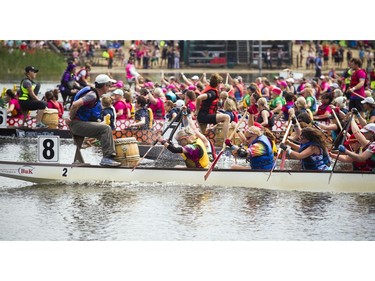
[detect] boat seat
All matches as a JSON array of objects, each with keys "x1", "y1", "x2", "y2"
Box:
[{"x1": 72, "y1": 135, "x2": 85, "y2": 164}]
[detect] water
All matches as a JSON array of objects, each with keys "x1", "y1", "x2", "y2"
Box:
[{"x1": 1, "y1": 137, "x2": 375, "y2": 241}]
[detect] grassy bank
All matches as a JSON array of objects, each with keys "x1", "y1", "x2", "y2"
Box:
[{"x1": 0, "y1": 46, "x2": 66, "y2": 82}]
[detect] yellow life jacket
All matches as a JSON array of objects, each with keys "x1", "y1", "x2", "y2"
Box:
[
  {"x1": 344, "y1": 69, "x2": 352, "y2": 85},
  {"x1": 130, "y1": 103, "x2": 135, "y2": 119},
  {"x1": 147, "y1": 107, "x2": 154, "y2": 129},
  {"x1": 180, "y1": 138, "x2": 210, "y2": 169}
]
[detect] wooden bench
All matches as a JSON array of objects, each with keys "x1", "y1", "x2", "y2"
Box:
[{"x1": 72, "y1": 135, "x2": 85, "y2": 164}]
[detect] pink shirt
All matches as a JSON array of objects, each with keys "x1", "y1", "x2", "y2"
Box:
[
  {"x1": 9, "y1": 98, "x2": 23, "y2": 117},
  {"x1": 113, "y1": 100, "x2": 127, "y2": 120},
  {"x1": 148, "y1": 98, "x2": 165, "y2": 120}
]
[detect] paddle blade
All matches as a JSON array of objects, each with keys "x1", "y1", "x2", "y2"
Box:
[
  {"x1": 280, "y1": 151, "x2": 287, "y2": 170},
  {"x1": 328, "y1": 171, "x2": 333, "y2": 184},
  {"x1": 204, "y1": 150, "x2": 224, "y2": 181}
]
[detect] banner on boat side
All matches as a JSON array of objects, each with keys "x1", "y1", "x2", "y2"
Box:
[
  {"x1": 0, "y1": 108, "x2": 7, "y2": 128},
  {"x1": 38, "y1": 136, "x2": 60, "y2": 163}
]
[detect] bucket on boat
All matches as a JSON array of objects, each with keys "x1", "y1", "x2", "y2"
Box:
[
  {"x1": 114, "y1": 137, "x2": 140, "y2": 166},
  {"x1": 42, "y1": 108, "x2": 59, "y2": 129}
]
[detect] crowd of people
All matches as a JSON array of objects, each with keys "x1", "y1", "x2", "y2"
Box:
[{"x1": 1, "y1": 51, "x2": 375, "y2": 171}]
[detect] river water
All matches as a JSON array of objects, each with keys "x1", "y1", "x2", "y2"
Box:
[{"x1": 1, "y1": 137, "x2": 375, "y2": 241}]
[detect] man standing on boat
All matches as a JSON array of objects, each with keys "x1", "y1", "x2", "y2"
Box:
[
  {"x1": 18, "y1": 66, "x2": 47, "y2": 128},
  {"x1": 65, "y1": 74, "x2": 121, "y2": 167}
]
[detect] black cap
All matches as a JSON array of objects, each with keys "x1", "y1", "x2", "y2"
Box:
[{"x1": 25, "y1": 66, "x2": 39, "y2": 73}]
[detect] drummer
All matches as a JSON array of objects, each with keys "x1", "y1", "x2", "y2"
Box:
[{"x1": 66, "y1": 74, "x2": 121, "y2": 167}]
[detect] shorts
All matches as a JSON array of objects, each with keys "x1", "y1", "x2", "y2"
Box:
[
  {"x1": 197, "y1": 111, "x2": 217, "y2": 124},
  {"x1": 349, "y1": 99, "x2": 364, "y2": 112},
  {"x1": 19, "y1": 99, "x2": 47, "y2": 111}
]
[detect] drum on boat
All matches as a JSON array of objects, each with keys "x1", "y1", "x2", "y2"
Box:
[
  {"x1": 114, "y1": 137, "x2": 140, "y2": 166},
  {"x1": 214, "y1": 123, "x2": 241, "y2": 146},
  {"x1": 41, "y1": 108, "x2": 59, "y2": 129}
]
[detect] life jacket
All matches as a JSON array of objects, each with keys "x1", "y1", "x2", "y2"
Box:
[
  {"x1": 256, "y1": 109, "x2": 274, "y2": 129},
  {"x1": 18, "y1": 78, "x2": 38, "y2": 101},
  {"x1": 343, "y1": 68, "x2": 352, "y2": 85},
  {"x1": 234, "y1": 84, "x2": 244, "y2": 101},
  {"x1": 352, "y1": 154, "x2": 375, "y2": 171},
  {"x1": 180, "y1": 138, "x2": 210, "y2": 169},
  {"x1": 101, "y1": 107, "x2": 116, "y2": 130},
  {"x1": 76, "y1": 68, "x2": 89, "y2": 86},
  {"x1": 73, "y1": 86, "x2": 102, "y2": 121},
  {"x1": 299, "y1": 141, "x2": 331, "y2": 170},
  {"x1": 242, "y1": 94, "x2": 251, "y2": 109},
  {"x1": 147, "y1": 108, "x2": 154, "y2": 129},
  {"x1": 200, "y1": 85, "x2": 219, "y2": 114},
  {"x1": 130, "y1": 103, "x2": 135, "y2": 119},
  {"x1": 48, "y1": 100, "x2": 64, "y2": 117},
  {"x1": 60, "y1": 71, "x2": 76, "y2": 92},
  {"x1": 306, "y1": 96, "x2": 317, "y2": 113},
  {"x1": 247, "y1": 134, "x2": 274, "y2": 170}
]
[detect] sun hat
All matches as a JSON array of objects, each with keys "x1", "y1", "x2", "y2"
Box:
[
  {"x1": 144, "y1": 82, "x2": 154, "y2": 88},
  {"x1": 278, "y1": 81, "x2": 288, "y2": 88},
  {"x1": 167, "y1": 84, "x2": 176, "y2": 89},
  {"x1": 271, "y1": 87, "x2": 282, "y2": 95},
  {"x1": 113, "y1": 80, "x2": 124, "y2": 88},
  {"x1": 361, "y1": 97, "x2": 375, "y2": 105},
  {"x1": 95, "y1": 74, "x2": 116, "y2": 84}
]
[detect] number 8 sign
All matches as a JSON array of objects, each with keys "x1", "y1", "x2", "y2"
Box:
[
  {"x1": 0, "y1": 108, "x2": 7, "y2": 128},
  {"x1": 38, "y1": 136, "x2": 60, "y2": 162}
]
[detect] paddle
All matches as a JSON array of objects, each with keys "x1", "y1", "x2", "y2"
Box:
[
  {"x1": 312, "y1": 121, "x2": 331, "y2": 142},
  {"x1": 154, "y1": 112, "x2": 184, "y2": 161},
  {"x1": 267, "y1": 117, "x2": 293, "y2": 181},
  {"x1": 280, "y1": 116, "x2": 299, "y2": 170},
  {"x1": 328, "y1": 112, "x2": 353, "y2": 184},
  {"x1": 204, "y1": 111, "x2": 249, "y2": 181},
  {"x1": 132, "y1": 111, "x2": 183, "y2": 171},
  {"x1": 331, "y1": 108, "x2": 343, "y2": 131}
]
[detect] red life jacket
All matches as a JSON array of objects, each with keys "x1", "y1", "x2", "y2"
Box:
[{"x1": 201, "y1": 85, "x2": 219, "y2": 114}]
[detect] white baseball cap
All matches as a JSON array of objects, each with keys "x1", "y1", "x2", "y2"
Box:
[
  {"x1": 175, "y1": 99, "x2": 185, "y2": 108},
  {"x1": 113, "y1": 89, "x2": 124, "y2": 96},
  {"x1": 191, "y1": 75, "x2": 199, "y2": 80},
  {"x1": 360, "y1": 123, "x2": 375, "y2": 134},
  {"x1": 95, "y1": 74, "x2": 116, "y2": 84},
  {"x1": 361, "y1": 97, "x2": 375, "y2": 105},
  {"x1": 286, "y1": 78, "x2": 294, "y2": 83}
]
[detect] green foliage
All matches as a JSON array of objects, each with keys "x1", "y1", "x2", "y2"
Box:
[{"x1": 0, "y1": 46, "x2": 66, "y2": 81}]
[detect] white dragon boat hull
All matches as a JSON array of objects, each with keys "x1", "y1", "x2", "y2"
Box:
[{"x1": 0, "y1": 161, "x2": 373, "y2": 193}]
